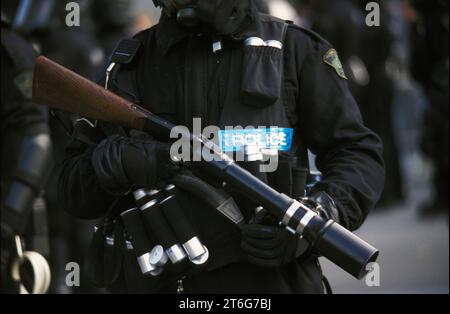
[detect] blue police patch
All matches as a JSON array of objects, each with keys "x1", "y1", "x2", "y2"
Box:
[{"x1": 218, "y1": 128, "x2": 294, "y2": 153}]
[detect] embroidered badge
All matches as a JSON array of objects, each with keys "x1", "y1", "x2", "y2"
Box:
[{"x1": 323, "y1": 49, "x2": 348, "y2": 80}]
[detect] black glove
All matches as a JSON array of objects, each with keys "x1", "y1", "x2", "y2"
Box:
[
  {"x1": 241, "y1": 213, "x2": 298, "y2": 268},
  {"x1": 304, "y1": 191, "x2": 341, "y2": 223},
  {"x1": 240, "y1": 191, "x2": 340, "y2": 268},
  {"x1": 91, "y1": 134, "x2": 179, "y2": 195}
]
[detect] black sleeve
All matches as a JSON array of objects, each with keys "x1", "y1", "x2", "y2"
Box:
[
  {"x1": 58, "y1": 52, "x2": 135, "y2": 220},
  {"x1": 58, "y1": 128, "x2": 117, "y2": 219},
  {"x1": 288, "y1": 28, "x2": 385, "y2": 231}
]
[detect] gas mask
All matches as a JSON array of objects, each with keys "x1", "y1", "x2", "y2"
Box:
[{"x1": 153, "y1": 0, "x2": 251, "y2": 35}]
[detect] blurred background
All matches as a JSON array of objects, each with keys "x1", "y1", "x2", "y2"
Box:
[{"x1": 1, "y1": 0, "x2": 448, "y2": 294}]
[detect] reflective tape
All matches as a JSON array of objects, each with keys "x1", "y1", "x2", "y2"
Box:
[{"x1": 244, "y1": 37, "x2": 283, "y2": 49}]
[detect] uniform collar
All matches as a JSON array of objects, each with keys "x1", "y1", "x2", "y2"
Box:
[{"x1": 156, "y1": 14, "x2": 190, "y2": 56}]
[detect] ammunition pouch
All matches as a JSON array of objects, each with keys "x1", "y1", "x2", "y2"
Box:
[{"x1": 86, "y1": 178, "x2": 217, "y2": 290}]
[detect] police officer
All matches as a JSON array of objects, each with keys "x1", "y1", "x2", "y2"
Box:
[
  {"x1": 59, "y1": 0, "x2": 385, "y2": 293},
  {"x1": 1, "y1": 15, "x2": 52, "y2": 293}
]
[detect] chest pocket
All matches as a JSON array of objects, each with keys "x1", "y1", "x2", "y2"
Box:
[
  {"x1": 219, "y1": 16, "x2": 291, "y2": 129},
  {"x1": 218, "y1": 49, "x2": 290, "y2": 129},
  {"x1": 240, "y1": 16, "x2": 289, "y2": 110},
  {"x1": 241, "y1": 44, "x2": 283, "y2": 109}
]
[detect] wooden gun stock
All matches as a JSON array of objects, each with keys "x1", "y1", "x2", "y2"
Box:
[{"x1": 32, "y1": 56, "x2": 146, "y2": 131}]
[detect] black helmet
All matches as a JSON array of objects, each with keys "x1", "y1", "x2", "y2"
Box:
[{"x1": 153, "y1": 0, "x2": 251, "y2": 35}]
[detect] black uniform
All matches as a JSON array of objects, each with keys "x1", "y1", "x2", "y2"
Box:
[
  {"x1": 59, "y1": 10, "x2": 385, "y2": 293},
  {"x1": 1, "y1": 25, "x2": 51, "y2": 293}
]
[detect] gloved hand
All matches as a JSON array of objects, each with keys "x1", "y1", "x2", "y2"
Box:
[
  {"x1": 303, "y1": 191, "x2": 341, "y2": 223},
  {"x1": 241, "y1": 213, "x2": 298, "y2": 268},
  {"x1": 240, "y1": 190, "x2": 341, "y2": 268},
  {"x1": 91, "y1": 134, "x2": 179, "y2": 195}
]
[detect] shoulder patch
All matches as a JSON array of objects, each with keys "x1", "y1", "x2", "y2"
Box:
[
  {"x1": 14, "y1": 70, "x2": 34, "y2": 100},
  {"x1": 323, "y1": 49, "x2": 348, "y2": 80}
]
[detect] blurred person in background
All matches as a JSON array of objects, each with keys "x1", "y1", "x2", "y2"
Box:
[
  {"x1": 410, "y1": 0, "x2": 449, "y2": 216},
  {"x1": 1, "y1": 10, "x2": 52, "y2": 293},
  {"x1": 353, "y1": 0, "x2": 404, "y2": 208},
  {"x1": 2, "y1": 0, "x2": 104, "y2": 293},
  {"x1": 90, "y1": 0, "x2": 153, "y2": 58},
  {"x1": 2, "y1": 0, "x2": 161, "y2": 294}
]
